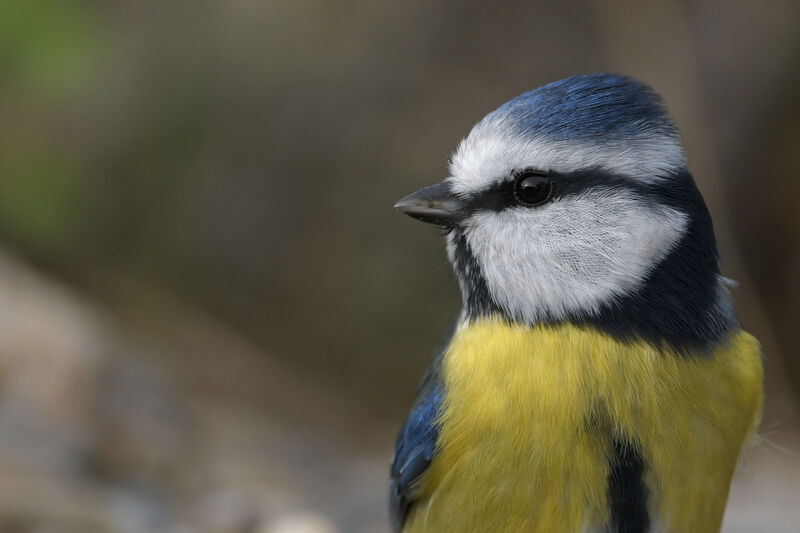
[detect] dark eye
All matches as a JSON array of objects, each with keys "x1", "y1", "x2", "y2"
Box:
[{"x1": 513, "y1": 172, "x2": 553, "y2": 206}]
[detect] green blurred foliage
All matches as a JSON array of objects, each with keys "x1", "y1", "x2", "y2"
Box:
[
  {"x1": 0, "y1": 0, "x2": 101, "y2": 91},
  {"x1": 0, "y1": 0, "x2": 103, "y2": 255}
]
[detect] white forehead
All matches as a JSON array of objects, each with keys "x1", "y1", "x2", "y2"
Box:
[{"x1": 448, "y1": 117, "x2": 685, "y2": 195}]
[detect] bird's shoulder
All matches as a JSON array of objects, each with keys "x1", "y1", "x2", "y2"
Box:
[{"x1": 389, "y1": 315, "x2": 458, "y2": 532}]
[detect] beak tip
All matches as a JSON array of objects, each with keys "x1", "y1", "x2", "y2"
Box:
[
  {"x1": 393, "y1": 182, "x2": 463, "y2": 226},
  {"x1": 393, "y1": 195, "x2": 417, "y2": 213}
]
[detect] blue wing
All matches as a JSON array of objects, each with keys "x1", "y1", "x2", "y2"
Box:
[
  {"x1": 390, "y1": 381, "x2": 443, "y2": 530},
  {"x1": 389, "y1": 317, "x2": 457, "y2": 531}
]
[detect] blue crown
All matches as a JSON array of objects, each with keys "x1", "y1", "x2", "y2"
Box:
[{"x1": 483, "y1": 73, "x2": 677, "y2": 142}]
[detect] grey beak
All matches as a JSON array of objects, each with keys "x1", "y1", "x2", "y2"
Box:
[{"x1": 394, "y1": 181, "x2": 464, "y2": 226}]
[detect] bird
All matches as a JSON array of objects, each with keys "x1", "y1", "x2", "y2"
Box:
[{"x1": 389, "y1": 73, "x2": 763, "y2": 533}]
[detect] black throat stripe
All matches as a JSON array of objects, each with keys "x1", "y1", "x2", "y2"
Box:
[{"x1": 608, "y1": 437, "x2": 650, "y2": 533}]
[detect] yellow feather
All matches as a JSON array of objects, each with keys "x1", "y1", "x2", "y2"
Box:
[{"x1": 403, "y1": 318, "x2": 763, "y2": 533}]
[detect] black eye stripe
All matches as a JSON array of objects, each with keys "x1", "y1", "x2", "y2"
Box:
[
  {"x1": 460, "y1": 167, "x2": 681, "y2": 215},
  {"x1": 460, "y1": 180, "x2": 516, "y2": 212}
]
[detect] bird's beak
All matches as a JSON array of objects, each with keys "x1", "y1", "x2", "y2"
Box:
[{"x1": 394, "y1": 181, "x2": 464, "y2": 227}]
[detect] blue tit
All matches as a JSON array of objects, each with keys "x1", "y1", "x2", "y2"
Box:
[{"x1": 390, "y1": 73, "x2": 762, "y2": 533}]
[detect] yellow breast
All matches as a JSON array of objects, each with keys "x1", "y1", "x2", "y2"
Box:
[{"x1": 403, "y1": 319, "x2": 763, "y2": 533}]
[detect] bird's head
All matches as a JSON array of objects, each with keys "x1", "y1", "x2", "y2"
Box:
[{"x1": 396, "y1": 74, "x2": 736, "y2": 349}]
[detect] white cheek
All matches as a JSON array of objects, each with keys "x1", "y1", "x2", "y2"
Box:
[{"x1": 463, "y1": 191, "x2": 687, "y2": 322}]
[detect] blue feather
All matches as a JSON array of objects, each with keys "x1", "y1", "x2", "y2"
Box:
[
  {"x1": 485, "y1": 73, "x2": 676, "y2": 141},
  {"x1": 390, "y1": 384, "x2": 443, "y2": 531}
]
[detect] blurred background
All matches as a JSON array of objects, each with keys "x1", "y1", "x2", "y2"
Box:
[{"x1": 1, "y1": 1, "x2": 799, "y2": 532}]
